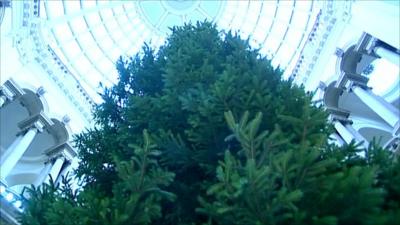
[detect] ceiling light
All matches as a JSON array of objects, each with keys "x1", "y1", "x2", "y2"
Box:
[
  {"x1": 5, "y1": 192, "x2": 14, "y2": 202},
  {"x1": 0, "y1": 185, "x2": 6, "y2": 194},
  {"x1": 13, "y1": 200, "x2": 22, "y2": 208}
]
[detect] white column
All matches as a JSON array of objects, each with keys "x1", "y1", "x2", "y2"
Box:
[
  {"x1": 334, "y1": 121, "x2": 369, "y2": 148},
  {"x1": 345, "y1": 124, "x2": 369, "y2": 149},
  {"x1": 334, "y1": 121, "x2": 354, "y2": 144},
  {"x1": 374, "y1": 46, "x2": 400, "y2": 67},
  {"x1": 0, "y1": 127, "x2": 38, "y2": 180},
  {"x1": 329, "y1": 133, "x2": 345, "y2": 146},
  {"x1": 55, "y1": 161, "x2": 71, "y2": 185},
  {"x1": 352, "y1": 86, "x2": 400, "y2": 127},
  {"x1": 33, "y1": 161, "x2": 53, "y2": 187},
  {"x1": 44, "y1": 156, "x2": 65, "y2": 184},
  {"x1": 0, "y1": 95, "x2": 6, "y2": 107}
]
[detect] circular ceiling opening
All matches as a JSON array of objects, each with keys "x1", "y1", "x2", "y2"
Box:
[
  {"x1": 162, "y1": 0, "x2": 200, "y2": 15},
  {"x1": 137, "y1": 1, "x2": 224, "y2": 34}
]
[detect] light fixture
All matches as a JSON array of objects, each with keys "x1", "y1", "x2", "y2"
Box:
[
  {"x1": 0, "y1": 185, "x2": 6, "y2": 194},
  {"x1": 5, "y1": 192, "x2": 14, "y2": 202},
  {"x1": 13, "y1": 200, "x2": 22, "y2": 208}
]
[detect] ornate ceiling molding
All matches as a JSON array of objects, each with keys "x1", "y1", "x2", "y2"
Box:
[{"x1": 11, "y1": 0, "x2": 94, "y2": 124}]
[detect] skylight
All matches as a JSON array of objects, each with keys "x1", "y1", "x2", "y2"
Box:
[{"x1": 40, "y1": 0, "x2": 322, "y2": 102}]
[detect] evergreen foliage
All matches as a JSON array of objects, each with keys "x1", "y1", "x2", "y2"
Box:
[{"x1": 19, "y1": 22, "x2": 400, "y2": 225}]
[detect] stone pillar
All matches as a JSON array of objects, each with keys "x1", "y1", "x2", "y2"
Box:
[
  {"x1": 0, "y1": 126, "x2": 40, "y2": 180},
  {"x1": 0, "y1": 95, "x2": 6, "y2": 107},
  {"x1": 352, "y1": 85, "x2": 399, "y2": 128},
  {"x1": 34, "y1": 154, "x2": 67, "y2": 186},
  {"x1": 33, "y1": 160, "x2": 53, "y2": 187},
  {"x1": 374, "y1": 46, "x2": 400, "y2": 67},
  {"x1": 0, "y1": 114, "x2": 51, "y2": 183},
  {"x1": 44, "y1": 156, "x2": 65, "y2": 184},
  {"x1": 55, "y1": 161, "x2": 71, "y2": 185},
  {"x1": 42, "y1": 142, "x2": 77, "y2": 185},
  {"x1": 334, "y1": 120, "x2": 369, "y2": 148},
  {"x1": 0, "y1": 80, "x2": 22, "y2": 108},
  {"x1": 0, "y1": 85, "x2": 11, "y2": 108},
  {"x1": 329, "y1": 132, "x2": 345, "y2": 146}
]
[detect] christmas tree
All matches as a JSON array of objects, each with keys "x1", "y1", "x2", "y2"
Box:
[{"x1": 19, "y1": 22, "x2": 400, "y2": 225}]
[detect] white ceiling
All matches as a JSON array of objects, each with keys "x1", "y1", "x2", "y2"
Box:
[{"x1": 39, "y1": 0, "x2": 323, "y2": 102}]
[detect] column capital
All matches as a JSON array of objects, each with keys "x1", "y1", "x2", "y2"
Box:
[
  {"x1": 62, "y1": 115, "x2": 71, "y2": 124},
  {"x1": 318, "y1": 81, "x2": 327, "y2": 90},
  {"x1": 354, "y1": 32, "x2": 379, "y2": 55},
  {"x1": 330, "y1": 115, "x2": 352, "y2": 125},
  {"x1": 335, "y1": 72, "x2": 369, "y2": 90},
  {"x1": 0, "y1": 0, "x2": 11, "y2": 7},
  {"x1": 326, "y1": 106, "x2": 350, "y2": 122},
  {"x1": 1, "y1": 79, "x2": 25, "y2": 101},
  {"x1": 36, "y1": 86, "x2": 46, "y2": 97},
  {"x1": 45, "y1": 153, "x2": 64, "y2": 164},
  {"x1": 44, "y1": 142, "x2": 77, "y2": 161},
  {"x1": 335, "y1": 48, "x2": 344, "y2": 58},
  {"x1": 327, "y1": 106, "x2": 352, "y2": 125},
  {"x1": 17, "y1": 112, "x2": 54, "y2": 133}
]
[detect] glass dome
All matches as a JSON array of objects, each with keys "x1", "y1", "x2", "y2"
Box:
[{"x1": 39, "y1": 0, "x2": 322, "y2": 102}]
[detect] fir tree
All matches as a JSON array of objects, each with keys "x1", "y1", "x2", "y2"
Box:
[{"x1": 19, "y1": 21, "x2": 400, "y2": 225}]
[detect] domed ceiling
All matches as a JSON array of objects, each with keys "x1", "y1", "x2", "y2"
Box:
[{"x1": 39, "y1": 0, "x2": 323, "y2": 101}]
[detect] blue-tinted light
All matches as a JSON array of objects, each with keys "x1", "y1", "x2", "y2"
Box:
[{"x1": 5, "y1": 192, "x2": 14, "y2": 202}]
